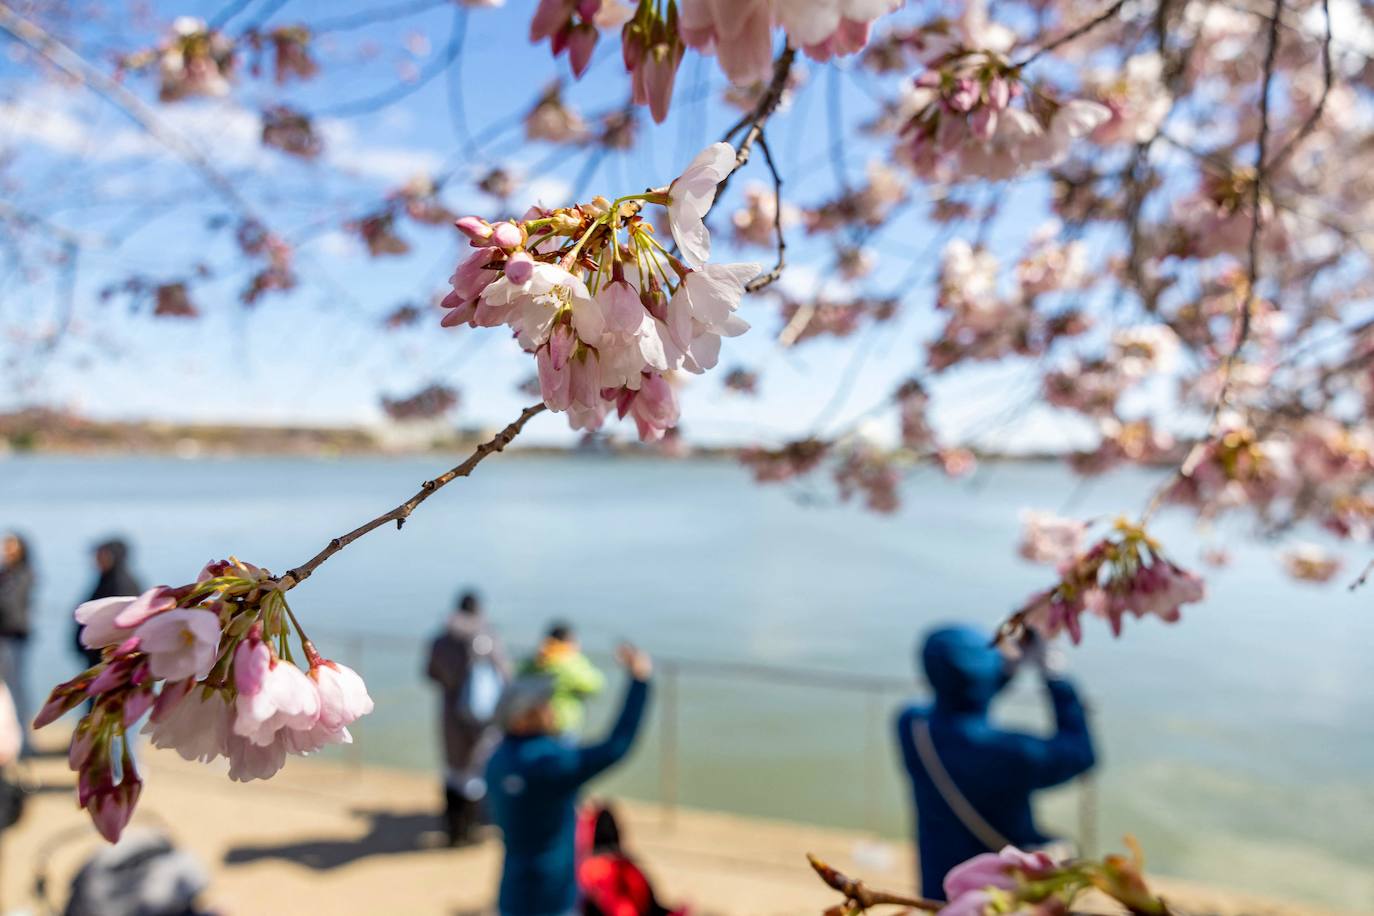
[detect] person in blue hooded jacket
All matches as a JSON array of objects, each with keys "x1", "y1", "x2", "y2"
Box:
[
  {"x1": 895, "y1": 626, "x2": 1095, "y2": 900},
  {"x1": 486, "y1": 643, "x2": 652, "y2": 916}
]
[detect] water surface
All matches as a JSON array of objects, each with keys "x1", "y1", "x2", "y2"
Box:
[{"x1": 4, "y1": 455, "x2": 1371, "y2": 910}]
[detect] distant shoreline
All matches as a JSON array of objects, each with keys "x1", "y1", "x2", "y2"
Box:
[{"x1": 0, "y1": 407, "x2": 1076, "y2": 462}]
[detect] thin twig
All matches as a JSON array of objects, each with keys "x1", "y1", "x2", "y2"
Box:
[
  {"x1": 1264, "y1": 0, "x2": 1332, "y2": 174},
  {"x1": 1014, "y1": 0, "x2": 1130, "y2": 68},
  {"x1": 1348, "y1": 556, "x2": 1374, "y2": 591},
  {"x1": 716, "y1": 45, "x2": 796, "y2": 203},
  {"x1": 745, "y1": 131, "x2": 786, "y2": 293},
  {"x1": 808, "y1": 854, "x2": 942, "y2": 913},
  {"x1": 273, "y1": 403, "x2": 547, "y2": 592}
]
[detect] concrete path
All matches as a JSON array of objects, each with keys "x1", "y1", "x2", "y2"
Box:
[{"x1": 1, "y1": 737, "x2": 1346, "y2": 916}]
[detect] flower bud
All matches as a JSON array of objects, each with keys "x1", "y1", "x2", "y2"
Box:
[
  {"x1": 568, "y1": 24, "x2": 597, "y2": 79},
  {"x1": 455, "y1": 216, "x2": 493, "y2": 244},
  {"x1": 505, "y1": 250, "x2": 535, "y2": 284},
  {"x1": 490, "y1": 221, "x2": 524, "y2": 250}
]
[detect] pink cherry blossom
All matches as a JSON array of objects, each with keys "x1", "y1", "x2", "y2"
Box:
[
  {"x1": 1018, "y1": 511, "x2": 1088, "y2": 566},
  {"x1": 232, "y1": 638, "x2": 321, "y2": 747},
  {"x1": 145, "y1": 685, "x2": 233, "y2": 764},
  {"x1": 134, "y1": 608, "x2": 222, "y2": 681},
  {"x1": 944, "y1": 846, "x2": 1058, "y2": 900},
  {"x1": 667, "y1": 142, "x2": 735, "y2": 268},
  {"x1": 74, "y1": 595, "x2": 140, "y2": 650}
]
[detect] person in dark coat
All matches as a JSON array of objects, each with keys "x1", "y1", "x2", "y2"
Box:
[
  {"x1": 425, "y1": 590, "x2": 510, "y2": 846},
  {"x1": 486, "y1": 644, "x2": 652, "y2": 916},
  {"x1": 0, "y1": 532, "x2": 34, "y2": 757},
  {"x1": 895, "y1": 626, "x2": 1096, "y2": 900},
  {"x1": 78, "y1": 539, "x2": 142, "y2": 671}
]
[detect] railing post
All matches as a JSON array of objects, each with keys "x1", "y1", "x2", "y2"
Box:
[
  {"x1": 659, "y1": 661, "x2": 679, "y2": 830},
  {"x1": 1077, "y1": 773, "x2": 1098, "y2": 858},
  {"x1": 864, "y1": 687, "x2": 881, "y2": 835}
]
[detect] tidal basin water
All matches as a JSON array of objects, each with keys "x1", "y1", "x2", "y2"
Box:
[{"x1": 4, "y1": 455, "x2": 1372, "y2": 910}]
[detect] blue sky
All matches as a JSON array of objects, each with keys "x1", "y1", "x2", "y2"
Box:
[{"x1": 0, "y1": 0, "x2": 1115, "y2": 449}]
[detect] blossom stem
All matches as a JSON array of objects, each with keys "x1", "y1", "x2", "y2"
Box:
[{"x1": 272, "y1": 402, "x2": 547, "y2": 593}]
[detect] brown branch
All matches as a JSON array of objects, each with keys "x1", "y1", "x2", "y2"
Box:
[
  {"x1": 716, "y1": 45, "x2": 796, "y2": 204},
  {"x1": 1237, "y1": 0, "x2": 1284, "y2": 367},
  {"x1": 1014, "y1": 0, "x2": 1130, "y2": 69},
  {"x1": 1135, "y1": 0, "x2": 1284, "y2": 529},
  {"x1": 273, "y1": 402, "x2": 547, "y2": 592},
  {"x1": 1349, "y1": 556, "x2": 1374, "y2": 592},
  {"x1": 745, "y1": 131, "x2": 786, "y2": 293},
  {"x1": 808, "y1": 854, "x2": 942, "y2": 913},
  {"x1": 1264, "y1": 0, "x2": 1332, "y2": 174}
]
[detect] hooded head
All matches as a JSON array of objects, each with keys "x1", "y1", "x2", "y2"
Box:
[{"x1": 921, "y1": 625, "x2": 1011, "y2": 713}]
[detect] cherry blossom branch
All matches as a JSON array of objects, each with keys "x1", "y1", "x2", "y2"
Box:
[
  {"x1": 1348, "y1": 556, "x2": 1374, "y2": 592},
  {"x1": 1264, "y1": 0, "x2": 1332, "y2": 174},
  {"x1": 745, "y1": 131, "x2": 786, "y2": 293},
  {"x1": 1238, "y1": 0, "x2": 1284, "y2": 360},
  {"x1": 716, "y1": 45, "x2": 796, "y2": 205},
  {"x1": 1135, "y1": 0, "x2": 1285, "y2": 527},
  {"x1": 272, "y1": 402, "x2": 547, "y2": 592},
  {"x1": 807, "y1": 854, "x2": 942, "y2": 913},
  {"x1": 1013, "y1": 0, "x2": 1130, "y2": 69}
]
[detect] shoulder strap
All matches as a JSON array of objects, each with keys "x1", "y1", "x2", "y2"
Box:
[{"x1": 913, "y1": 718, "x2": 1010, "y2": 852}]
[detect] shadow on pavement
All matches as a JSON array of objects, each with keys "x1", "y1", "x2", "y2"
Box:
[{"x1": 222, "y1": 808, "x2": 457, "y2": 871}]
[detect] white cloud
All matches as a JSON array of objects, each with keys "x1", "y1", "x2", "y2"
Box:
[{"x1": 0, "y1": 83, "x2": 445, "y2": 188}]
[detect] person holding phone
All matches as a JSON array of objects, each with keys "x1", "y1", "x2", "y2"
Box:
[{"x1": 895, "y1": 626, "x2": 1096, "y2": 899}]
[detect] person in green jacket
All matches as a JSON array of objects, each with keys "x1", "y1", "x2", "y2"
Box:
[{"x1": 520, "y1": 621, "x2": 604, "y2": 735}]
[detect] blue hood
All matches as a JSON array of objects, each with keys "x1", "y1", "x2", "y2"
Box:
[{"x1": 921, "y1": 625, "x2": 1009, "y2": 713}]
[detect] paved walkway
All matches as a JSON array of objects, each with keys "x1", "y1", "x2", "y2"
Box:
[{"x1": 1, "y1": 736, "x2": 1347, "y2": 915}]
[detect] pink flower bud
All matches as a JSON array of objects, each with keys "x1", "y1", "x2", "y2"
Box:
[
  {"x1": 948, "y1": 78, "x2": 978, "y2": 113},
  {"x1": 568, "y1": 25, "x2": 597, "y2": 79},
  {"x1": 505, "y1": 250, "x2": 535, "y2": 284},
  {"x1": 549, "y1": 322, "x2": 575, "y2": 370},
  {"x1": 123, "y1": 686, "x2": 156, "y2": 728},
  {"x1": 987, "y1": 76, "x2": 1010, "y2": 111},
  {"x1": 642, "y1": 44, "x2": 680, "y2": 125},
  {"x1": 536, "y1": 344, "x2": 572, "y2": 411},
  {"x1": 455, "y1": 216, "x2": 493, "y2": 244},
  {"x1": 971, "y1": 106, "x2": 998, "y2": 142},
  {"x1": 530, "y1": 0, "x2": 572, "y2": 42},
  {"x1": 569, "y1": 351, "x2": 602, "y2": 408},
  {"x1": 445, "y1": 299, "x2": 483, "y2": 328},
  {"x1": 622, "y1": 26, "x2": 644, "y2": 71},
  {"x1": 68, "y1": 725, "x2": 98, "y2": 771},
  {"x1": 576, "y1": 0, "x2": 600, "y2": 18},
  {"x1": 490, "y1": 221, "x2": 524, "y2": 250}
]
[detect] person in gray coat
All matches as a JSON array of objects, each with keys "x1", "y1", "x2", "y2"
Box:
[{"x1": 426, "y1": 590, "x2": 510, "y2": 846}]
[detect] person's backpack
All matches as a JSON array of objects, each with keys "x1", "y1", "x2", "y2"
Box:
[
  {"x1": 460, "y1": 633, "x2": 503, "y2": 723},
  {"x1": 64, "y1": 830, "x2": 209, "y2": 916}
]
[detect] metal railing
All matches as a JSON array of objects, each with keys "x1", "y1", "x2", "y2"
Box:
[{"x1": 317, "y1": 627, "x2": 1097, "y2": 853}]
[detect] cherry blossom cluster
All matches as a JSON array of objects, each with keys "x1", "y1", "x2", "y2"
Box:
[
  {"x1": 532, "y1": 0, "x2": 901, "y2": 122},
  {"x1": 935, "y1": 842, "x2": 1168, "y2": 916},
  {"x1": 739, "y1": 379, "x2": 973, "y2": 513},
  {"x1": 437, "y1": 142, "x2": 758, "y2": 441},
  {"x1": 893, "y1": 44, "x2": 1110, "y2": 181},
  {"x1": 33, "y1": 558, "x2": 373, "y2": 842},
  {"x1": 1008, "y1": 519, "x2": 1206, "y2": 645},
  {"x1": 927, "y1": 233, "x2": 1091, "y2": 372},
  {"x1": 118, "y1": 17, "x2": 236, "y2": 102}
]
